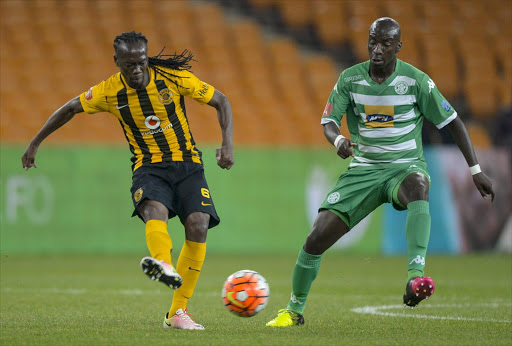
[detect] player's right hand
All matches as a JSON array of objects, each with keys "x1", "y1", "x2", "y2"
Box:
[
  {"x1": 336, "y1": 138, "x2": 357, "y2": 159},
  {"x1": 21, "y1": 143, "x2": 39, "y2": 170}
]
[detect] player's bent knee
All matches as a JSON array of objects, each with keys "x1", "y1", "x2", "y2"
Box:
[
  {"x1": 184, "y1": 212, "x2": 210, "y2": 242},
  {"x1": 139, "y1": 200, "x2": 168, "y2": 222}
]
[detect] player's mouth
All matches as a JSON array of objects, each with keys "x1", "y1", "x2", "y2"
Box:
[{"x1": 371, "y1": 56, "x2": 383, "y2": 64}]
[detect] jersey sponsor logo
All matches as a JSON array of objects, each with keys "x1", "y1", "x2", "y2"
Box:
[
  {"x1": 427, "y1": 78, "x2": 436, "y2": 93},
  {"x1": 364, "y1": 105, "x2": 395, "y2": 128},
  {"x1": 327, "y1": 192, "x2": 340, "y2": 204},
  {"x1": 85, "y1": 87, "x2": 93, "y2": 100},
  {"x1": 441, "y1": 100, "x2": 451, "y2": 111},
  {"x1": 141, "y1": 123, "x2": 172, "y2": 136},
  {"x1": 198, "y1": 82, "x2": 210, "y2": 98},
  {"x1": 409, "y1": 255, "x2": 425, "y2": 266},
  {"x1": 134, "y1": 188, "x2": 143, "y2": 202},
  {"x1": 394, "y1": 80, "x2": 409, "y2": 95},
  {"x1": 366, "y1": 114, "x2": 394, "y2": 123},
  {"x1": 144, "y1": 115, "x2": 161, "y2": 130},
  {"x1": 158, "y1": 88, "x2": 174, "y2": 105},
  {"x1": 322, "y1": 102, "x2": 333, "y2": 117},
  {"x1": 344, "y1": 75, "x2": 363, "y2": 83}
]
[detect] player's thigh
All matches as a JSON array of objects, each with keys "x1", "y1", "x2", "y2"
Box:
[
  {"x1": 130, "y1": 164, "x2": 176, "y2": 221},
  {"x1": 319, "y1": 168, "x2": 385, "y2": 229},
  {"x1": 174, "y1": 167, "x2": 220, "y2": 229},
  {"x1": 387, "y1": 162, "x2": 431, "y2": 210}
]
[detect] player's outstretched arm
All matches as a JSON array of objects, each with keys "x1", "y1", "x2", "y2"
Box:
[
  {"x1": 207, "y1": 89, "x2": 234, "y2": 170},
  {"x1": 22, "y1": 96, "x2": 84, "y2": 170},
  {"x1": 446, "y1": 116, "x2": 495, "y2": 202},
  {"x1": 323, "y1": 122, "x2": 357, "y2": 159}
]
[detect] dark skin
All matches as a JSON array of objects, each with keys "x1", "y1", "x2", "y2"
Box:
[
  {"x1": 22, "y1": 41, "x2": 234, "y2": 243},
  {"x1": 304, "y1": 17, "x2": 495, "y2": 255}
]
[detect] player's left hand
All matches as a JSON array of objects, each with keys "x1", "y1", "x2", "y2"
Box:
[
  {"x1": 216, "y1": 145, "x2": 234, "y2": 170},
  {"x1": 472, "y1": 172, "x2": 495, "y2": 202}
]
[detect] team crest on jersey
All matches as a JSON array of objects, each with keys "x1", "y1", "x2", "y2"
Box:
[
  {"x1": 327, "y1": 192, "x2": 340, "y2": 204},
  {"x1": 394, "y1": 81, "x2": 409, "y2": 95},
  {"x1": 134, "y1": 188, "x2": 143, "y2": 202},
  {"x1": 85, "y1": 87, "x2": 93, "y2": 100},
  {"x1": 158, "y1": 88, "x2": 174, "y2": 105}
]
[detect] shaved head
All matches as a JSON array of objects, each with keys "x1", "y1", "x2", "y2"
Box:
[{"x1": 369, "y1": 17, "x2": 401, "y2": 41}]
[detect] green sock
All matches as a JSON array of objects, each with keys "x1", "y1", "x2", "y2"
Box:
[
  {"x1": 286, "y1": 247, "x2": 322, "y2": 315},
  {"x1": 405, "y1": 200, "x2": 431, "y2": 280}
]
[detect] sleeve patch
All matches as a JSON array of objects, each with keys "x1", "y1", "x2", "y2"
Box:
[{"x1": 322, "y1": 102, "x2": 333, "y2": 117}]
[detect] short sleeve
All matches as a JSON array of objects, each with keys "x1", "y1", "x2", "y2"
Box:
[
  {"x1": 79, "y1": 82, "x2": 108, "y2": 114},
  {"x1": 417, "y1": 74, "x2": 457, "y2": 129},
  {"x1": 175, "y1": 70, "x2": 215, "y2": 104},
  {"x1": 320, "y1": 73, "x2": 350, "y2": 127}
]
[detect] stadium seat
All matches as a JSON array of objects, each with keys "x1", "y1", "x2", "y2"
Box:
[
  {"x1": 465, "y1": 123, "x2": 492, "y2": 149},
  {"x1": 277, "y1": 0, "x2": 312, "y2": 28},
  {"x1": 421, "y1": 34, "x2": 459, "y2": 99},
  {"x1": 311, "y1": 0, "x2": 347, "y2": 47},
  {"x1": 2, "y1": 0, "x2": 509, "y2": 145}
]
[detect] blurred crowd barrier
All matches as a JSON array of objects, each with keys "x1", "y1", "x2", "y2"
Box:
[
  {"x1": 1, "y1": 0, "x2": 510, "y2": 147},
  {"x1": 1, "y1": 145, "x2": 510, "y2": 254}
]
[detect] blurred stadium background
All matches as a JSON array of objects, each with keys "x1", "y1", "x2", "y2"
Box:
[{"x1": 0, "y1": 0, "x2": 511, "y2": 256}]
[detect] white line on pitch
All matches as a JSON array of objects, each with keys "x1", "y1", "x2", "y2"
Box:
[{"x1": 351, "y1": 303, "x2": 512, "y2": 323}]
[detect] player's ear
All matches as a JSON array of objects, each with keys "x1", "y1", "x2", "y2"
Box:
[
  {"x1": 396, "y1": 41, "x2": 402, "y2": 53},
  {"x1": 114, "y1": 54, "x2": 119, "y2": 67}
]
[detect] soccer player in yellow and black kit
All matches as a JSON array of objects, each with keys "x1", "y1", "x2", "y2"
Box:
[{"x1": 22, "y1": 31, "x2": 234, "y2": 330}]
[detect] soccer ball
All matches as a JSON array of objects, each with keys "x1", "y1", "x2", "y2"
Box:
[{"x1": 222, "y1": 270, "x2": 270, "y2": 317}]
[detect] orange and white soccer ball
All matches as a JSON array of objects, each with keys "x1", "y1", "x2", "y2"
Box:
[{"x1": 222, "y1": 270, "x2": 270, "y2": 317}]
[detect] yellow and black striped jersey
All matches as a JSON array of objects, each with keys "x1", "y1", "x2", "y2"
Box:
[{"x1": 79, "y1": 67, "x2": 214, "y2": 171}]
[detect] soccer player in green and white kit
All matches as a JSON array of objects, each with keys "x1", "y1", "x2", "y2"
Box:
[{"x1": 266, "y1": 17, "x2": 495, "y2": 327}]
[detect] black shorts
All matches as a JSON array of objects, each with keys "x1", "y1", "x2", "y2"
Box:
[{"x1": 130, "y1": 161, "x2": 220, "y2": 229}]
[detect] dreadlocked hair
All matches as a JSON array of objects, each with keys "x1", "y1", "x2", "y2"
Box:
[
  {"x1": 148, "y1": 47, "x2": 195, "y2": 89},
  {"x1": 113, "y1": 31, "x2": 195, "y2": 89}
]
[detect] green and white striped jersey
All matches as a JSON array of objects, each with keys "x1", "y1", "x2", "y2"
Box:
[{"x1": 321, "y1": 59, "x2": 457, "y2": 168}]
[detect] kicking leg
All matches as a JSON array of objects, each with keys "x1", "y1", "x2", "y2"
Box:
[{"x1": 267, "y1": 210, "x2": 349, "y2": 327}]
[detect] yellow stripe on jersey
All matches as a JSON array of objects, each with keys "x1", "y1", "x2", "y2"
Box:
[
  {"x1": 79, "y1": 67, "x2": 215, "y2": 171},
  {"x1": 363, "y1": 105, "x2": 395, "y2": 128}
]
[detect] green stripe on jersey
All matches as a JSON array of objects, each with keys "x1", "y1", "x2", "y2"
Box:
[{"x1": 322, "y1": 60, "x2": 456, "y2": 167}]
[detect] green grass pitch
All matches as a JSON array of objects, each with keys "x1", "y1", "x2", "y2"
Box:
[{"x1": 1, "y1": 253, "x2": 510, "y2": 345}]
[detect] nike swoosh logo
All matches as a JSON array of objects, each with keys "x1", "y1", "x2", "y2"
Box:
[
  {"x1": 227, "y1": 291, "x2": 247, "y2": 308},
  {"x1": 116, "y1": 104, "x2": 129, "y2": 109},
  {"x1": 201, "y1": 201, "x2": 212, "y2": 206},
  {"x1": 188, "y1": 267, "x2": 201, "y2": 272}
]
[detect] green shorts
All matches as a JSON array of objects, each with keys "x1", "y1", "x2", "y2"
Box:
[{"x1": 319, "y1": 161, "x2": 430, "y2": 229}]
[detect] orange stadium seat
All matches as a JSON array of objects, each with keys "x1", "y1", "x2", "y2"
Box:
[
  {"x1": 2, "y1": 0, "x2": 509, "y2": 146},
  {"x1": 311, "y1": 0, "x2": 347, "y2": 47},
  {"x1": 277, "y1": 0, "x2": 312, "y2": 28},
  {"x1": 421, "y1": 34, "x2": 459, "y2": 99},
  {"x1": 465, "y1": 122, "x2": 492, "y2": 149}
]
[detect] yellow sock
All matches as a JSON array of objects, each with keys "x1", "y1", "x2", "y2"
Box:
[
  {"x1": 169, "y1": 240, "x2": 206, "y2": 315},
  {"x1": 145, "y1": 220, "x2": 172, "y2": 264}
]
